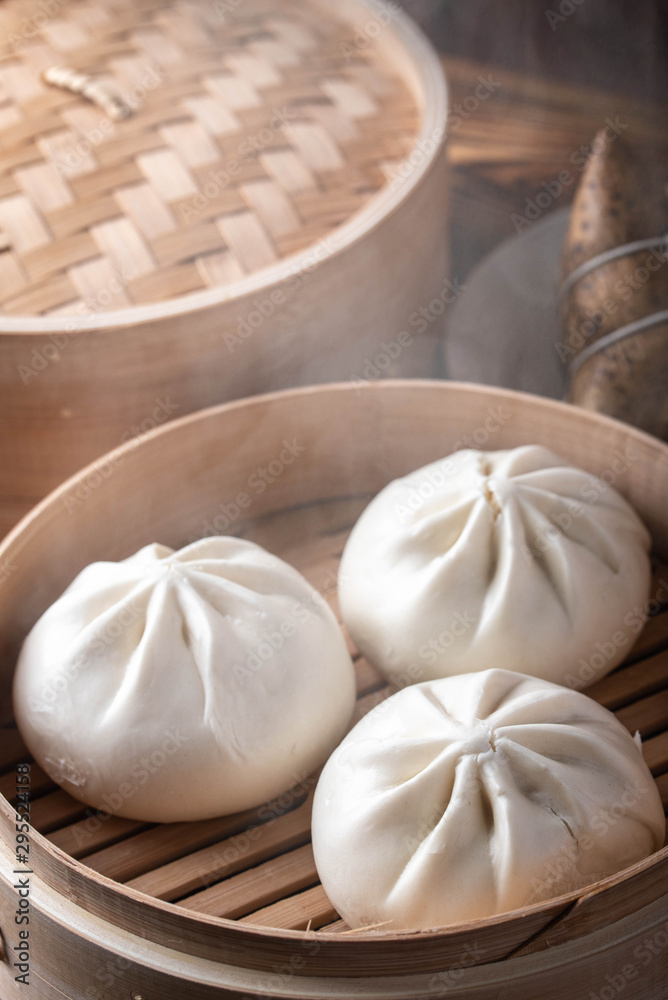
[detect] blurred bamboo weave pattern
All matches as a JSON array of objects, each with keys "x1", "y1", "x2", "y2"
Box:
[{"x1": 0, "y1": 0, "x2": 419, "y2": 316}]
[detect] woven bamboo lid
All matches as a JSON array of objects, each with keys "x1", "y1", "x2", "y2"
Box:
[{"x1": 0, "y1": 0, "x2": 420, "y2": 317}]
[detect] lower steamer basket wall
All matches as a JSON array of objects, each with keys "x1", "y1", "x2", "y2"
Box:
[{"x1": 0, "y1": 381, "x2": 667, "y2": 1000}]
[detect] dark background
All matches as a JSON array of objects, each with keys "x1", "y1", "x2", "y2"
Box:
[
  {"x1": 392, "y1": 0, "x2": 667, "y2": 284},
  {"x1": 402, "y1": 0, "x2": 668, "y2": 102}
]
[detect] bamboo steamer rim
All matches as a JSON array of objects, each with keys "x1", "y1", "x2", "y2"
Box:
[
  {"x1": 0, "y1": 380, "x2": 666, "y2": 978},
  {"x1": 5, "y1": 377, "x2": 668, "y2": 553},
  {"x1": 0, "y1": 0, "x2": 448, "y2": 336}
]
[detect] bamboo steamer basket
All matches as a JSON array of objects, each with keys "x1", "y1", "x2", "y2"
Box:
[
  {"x1": 0, "y1": 380, "x2": 667, "y2": 999},
  {"x1": 0, "y1": 0, "x2": 448, "y2": 538}
]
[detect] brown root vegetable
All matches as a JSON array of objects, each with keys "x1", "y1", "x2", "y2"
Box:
[{"x1": 560, "y1": 129, "x2": 668, "y2": 440}]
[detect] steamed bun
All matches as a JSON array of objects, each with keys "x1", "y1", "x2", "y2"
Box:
[
  {"x1": 13, "y1": 538, "x2": 356, "y2": 823},
  {"x1": 312, "y1": 669, "x2": 665, "y2": 929},
  {"x1": 339, "y1": 445, "x2": 651, "y2": 688}
]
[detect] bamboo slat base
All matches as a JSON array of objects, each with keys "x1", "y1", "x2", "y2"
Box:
[{"x1": 1, "y1": 497, "x2": 667, "y2": 936}]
